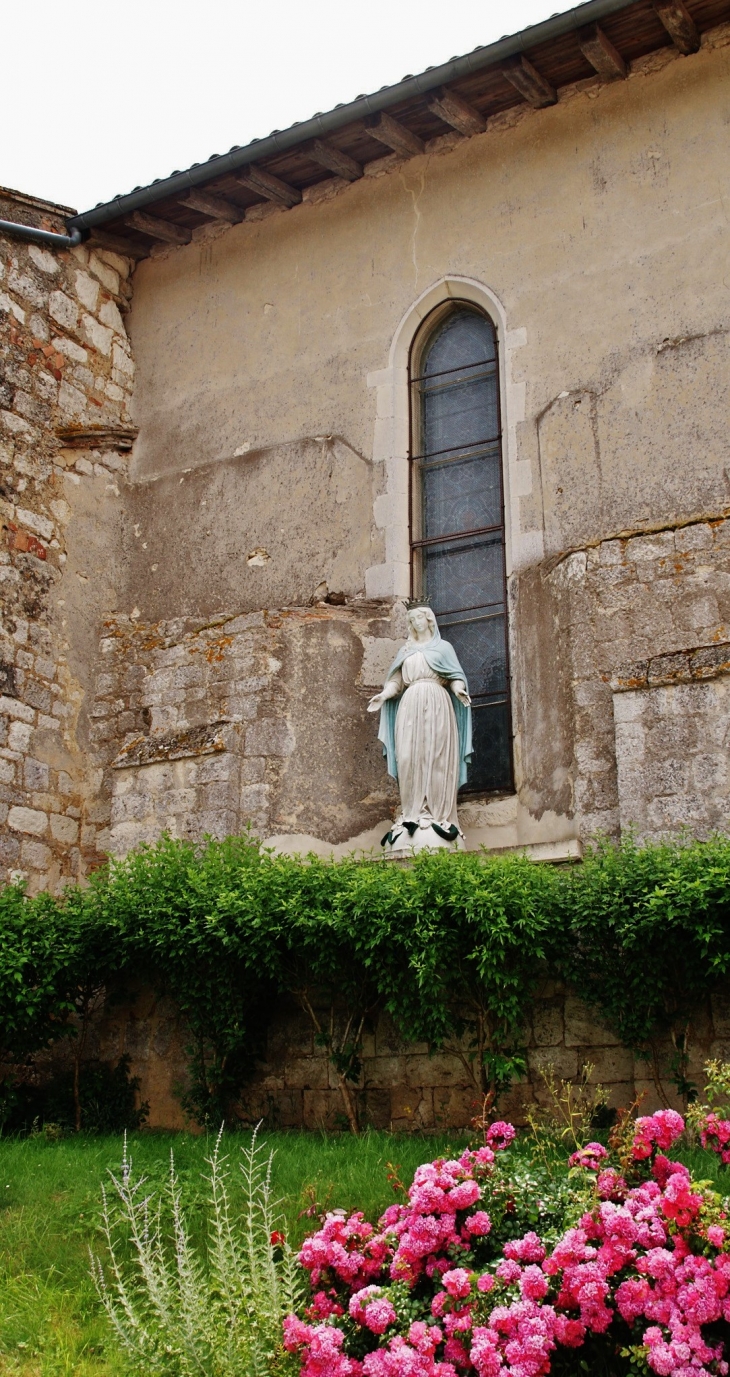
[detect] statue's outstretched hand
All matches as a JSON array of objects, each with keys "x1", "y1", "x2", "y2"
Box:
[
  {"x1": 367, "y1": 693, "x2": 384, "y2": 713},
  {"x1": 451, "y1": 679, "x2": 471, "y2": 706}
]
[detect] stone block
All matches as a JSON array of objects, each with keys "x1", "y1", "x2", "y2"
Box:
[
  {"x1": 245, "y1": 720, "x2": 294, "y2": 757},
  {"x1": 81, "y1": 313, "x2": 112, "y2": 356},
  {"x1": 241, "y1": 756, "x2": 265, "y2": 783},
  {"x1": 564, "y1": 995, "x2": 620, "y2": 1047},
  {"x1": 281, "y1": 1056, "x2": 330, "y2": 1089},
  {"x1": 74, "y1": 271, "x2": 100, "y2": 312},
  {"x1": 20, "y1": 838, "x2": 52, "y2": 869},
  {"x1": 362, "y1": 1088, "x2": 391, "y2": 1130},
  {"x1": 8, "y1": 805, "x2": 48, "y2": 835},
  {"x1": 676, "y1": 522, "x2": 714, "y2": 552},
  {"x1": 48, "y1": 291, "x2": 78, "y2": 330},
  {"x1": 302, "y1": 1089, "x2": 340, "y2": 1130},
  {"x1": 531, "y1": 1001, "x2": 564, "y2": 1047},
  {"x1": 0, "y1": 695, "x2": 35, "y2": 723},
  {"x1": 0, "y1": 757, "x2": 16, "y2": 784},
  {"x1": 50, "y1": 813, "x2": 79, "y2": 844},
  {"x1": 432, "y1": 1085, "x2": 475, "y2": 1130},
  {"x1": 390, "y1": 1085, "x2": 433, "y2": 1129},
  {"x1": 527, "y1": 1046, "x2": 579, "y2": 1080},
  {"x1": 240, "y1": 784, "x2": 269, "y2": 813},
  {"x1": 99, "y1": 299, "x2": 125, "y2": 335},
  {"x1": 585, "y1": 1046, "x2": 635, "y2": 1082},
  {"x1": 404, "y1": 1053, "x2": 463, "y2": 1088}
]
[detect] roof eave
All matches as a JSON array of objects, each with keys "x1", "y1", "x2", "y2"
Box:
[{"x1": 68, "y1": 0, "x2": 638, "y2": 232}]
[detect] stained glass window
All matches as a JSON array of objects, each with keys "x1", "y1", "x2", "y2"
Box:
[{"x1": 411, "y1": 307, "x2": 512, "y2": 794}]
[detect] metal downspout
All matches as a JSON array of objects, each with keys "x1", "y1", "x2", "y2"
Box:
[{"x1": 0, "y1": 220, "x2": 84, "y2": 249}]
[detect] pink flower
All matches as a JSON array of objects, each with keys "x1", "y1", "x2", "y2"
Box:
[
  {"x1": 442, "y1": 1268, "x2": 473, "y2": 1299},
  {"x1": 632, "y1": 1110, "x2": 685, "y2": 1160},
  {"x1": 569, "y1": 1142, "x2": 608, "y2": 1171},
  {"x1": 463, "y1": 1211, "x2": 491, "y2": 1237},
  {"x1": 348, "y1": 1286, "x2": 397, "y2": 1333},
  {"x1": 503, "y1": 1232, "x2": 545, "y2": 1264},
  {"x1": 477, "y1": 1273, "x2": 495, "y2": 1294},
  {"x1": 709, "y1": 1224, "x2": 726, "y2": 1248},
  {"x1": 448, "y1": 1180, "x2": 481, "y2": 1211},
  {"x1": 520, "y1": 1265, "x2": 549, "y2": 1301},
  {"x1": 495, "y1": 1258, "x2": 522, "y2": 1284},
  {"x1": 486, "y1": 1122, "x2": 515, "y2": 1152}
]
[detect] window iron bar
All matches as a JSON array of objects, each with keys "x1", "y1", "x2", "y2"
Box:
[
  {"x1": 412, "y1": 520, "x2": 503, "y2": 549},
  {"x1": 411, "y1": 357, "x2": 497, "y2": 384},
  {"x1": 409, "y1": 432, "x2": 502, "y2": 463},
  {"x1": 434, "y1": 604, "x2": 505, "y2": 623}
]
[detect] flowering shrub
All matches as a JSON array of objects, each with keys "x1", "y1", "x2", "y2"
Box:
[{"x1": 284, "y1": 1110, "x2": 730, "y2": 1377}]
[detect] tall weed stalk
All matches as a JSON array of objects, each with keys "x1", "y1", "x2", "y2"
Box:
[{"x1": 91, "y1": 1126, "x2": 303, "y2": 1375}]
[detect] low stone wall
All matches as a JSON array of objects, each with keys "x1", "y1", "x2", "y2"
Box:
[{"x1": 55, "y1": 977, "x2": 730, "y2": 1133}]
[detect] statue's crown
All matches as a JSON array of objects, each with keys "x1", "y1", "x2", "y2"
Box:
[{"x1": 404, "y1": 596, "x2": 431, "y2": 610}]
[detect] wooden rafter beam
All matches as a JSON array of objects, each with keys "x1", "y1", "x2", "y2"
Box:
[
  {"x1": 579, "y1": 23, "x2": 628, "y2": 79},
  {"x1": 652, "y1": 0, "x2": 700, "y2": 53},
  {"x1": 178, "y1": 189, "x2": 243, "y2": 223},
  {"x1": 364, "y1": 111, "x2": 425, "y2": 158},
  {"x1": 501, "y1": 55, "x2": 557, "y2": 108},
  {"x1": 235, "y1": 164, "x2": 301, "y2": 207},
  {"x1": 427, "y1": 86, "x2": 486, "y2": 136},
  {"x1": 124, "y1": 210, "x2": 192, "y2": 245},
  {"x1": 307, "y1": 139, "x2": 363, "y2": 181},
  {"x1": 87, "y1": 228, "x2": 149, "y2": 260}
]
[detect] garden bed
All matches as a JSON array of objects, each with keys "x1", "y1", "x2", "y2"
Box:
[{"x1": 0, "y1": 1128, "x2": 727, "y2": 1376}]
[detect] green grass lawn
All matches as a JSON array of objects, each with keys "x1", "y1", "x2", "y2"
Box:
[{"x1": 0, "y1": 1128, "x2": 469, "y2": 1376}]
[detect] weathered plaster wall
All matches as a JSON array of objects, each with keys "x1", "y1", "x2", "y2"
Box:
[
  {"x1": 111, "y1": 26, "x2": 730, "y2": 854},
  {"x1": 0, "y1": 188, "x2": 135, "y2": 890}
]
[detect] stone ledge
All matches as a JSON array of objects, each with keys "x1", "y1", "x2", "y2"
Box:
[
  {"x1": 111, "y1": 720, "x2": 231, "y2": 769},
  {"x1": 612, "y1": 641, "x2": 730, "y2": 692}
]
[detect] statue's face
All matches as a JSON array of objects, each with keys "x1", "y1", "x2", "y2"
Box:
[{"x1": 408, "y1": 608, "x2": 431, "y2": 637}]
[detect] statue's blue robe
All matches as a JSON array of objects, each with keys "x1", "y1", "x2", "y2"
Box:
[{"x1": 377, "y1": 635, "x2": 473, "y2": 788}]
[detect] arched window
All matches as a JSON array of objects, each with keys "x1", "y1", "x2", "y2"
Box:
[{"x1": 410, "y1": 305, "x2": 512, "y2": 794}]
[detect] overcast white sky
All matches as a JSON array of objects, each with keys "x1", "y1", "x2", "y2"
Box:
[{"x1": 3, "y1": 0, "x2": 569, "y2": 215}]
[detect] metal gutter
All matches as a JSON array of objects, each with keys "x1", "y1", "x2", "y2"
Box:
[
  {"x1": 69, "y1": 0, "x2": 637, "y2": 232},
  {"x1": 0, "y1": 219, "x2": 84, "y2": 248}
]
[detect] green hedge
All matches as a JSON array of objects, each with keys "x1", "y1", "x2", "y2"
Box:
[{"x1": 2, "y1": 833, "x2": 730, "y2": 1127}]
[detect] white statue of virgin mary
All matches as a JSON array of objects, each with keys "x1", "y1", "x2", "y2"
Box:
[{"x1": 368, "y1": 604, "x2": 472, "y2": 854}]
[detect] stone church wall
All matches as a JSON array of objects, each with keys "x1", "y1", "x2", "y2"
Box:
[{"x1": 1, "y1": 30, "x2": 730, "y2": 878}]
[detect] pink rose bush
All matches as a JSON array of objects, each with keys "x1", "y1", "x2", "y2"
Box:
[{"x1": 284, "y1": 1112, "x2": 730, "y2": 1376}]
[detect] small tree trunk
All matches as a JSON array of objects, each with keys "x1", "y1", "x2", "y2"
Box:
[
  {"x1": 73, "y1": 1050, "x2": 82, "y2": 1133},
  {"x1": 336, "y1": 1073, "x2": 360, "y2": 1136}
]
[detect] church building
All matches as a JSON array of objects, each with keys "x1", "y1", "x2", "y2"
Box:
[{"x1": 1, "y1": 0, "x2": 729, "y2": 892}]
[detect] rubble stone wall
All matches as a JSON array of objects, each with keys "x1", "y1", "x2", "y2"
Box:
[
  {"x1": 541, "y1": 514, "x2": 730, "y2": 844},
  {"x1": 0, "y1": 187, "x2": 135, "y2": 890}
]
